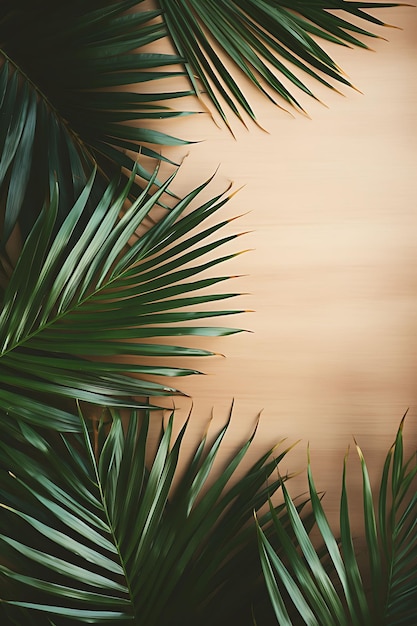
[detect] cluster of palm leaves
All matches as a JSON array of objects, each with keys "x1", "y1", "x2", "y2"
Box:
[
  {"x1": 1, "y1": 1, "x2": 415, "y2": 624},
  {"x1": 0, "y1": 0, "x2": 401, "y2": 242},
  {"x1": 0, "y1": 404, "x2": 298, "y2": 624},
  {"x1": 0, "y1": 164, "x2": 247, "y2": 428},
  {"x1": 258, "y1": 416, "x2": 417, "y2": 625}
]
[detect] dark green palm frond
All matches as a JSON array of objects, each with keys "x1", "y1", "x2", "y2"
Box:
[
  {"x1": 0, "y1": 0, "x2": 191, "y2": 244},
  {"x1": 0, "y1": 405, "x2": 295, "y2": 625},
  {"x1": 159, "y1": 0, "x2": 402, "y2": 131},
  {"x1": 0, "y1": 166, "x2": 246, "y2": 424},
  {"x1": 257, "y1": 416, "x2": 417, "y2": 625}
]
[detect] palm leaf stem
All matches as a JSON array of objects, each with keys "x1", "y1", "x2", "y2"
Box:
[{"x1": 80, "y1": 416, "x2": 136, "y2": 619}]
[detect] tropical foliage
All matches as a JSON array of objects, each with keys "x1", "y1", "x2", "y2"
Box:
[
  {"x1": 0, "y1": 0, "x2": 190, "y2": 244},
  {"x1": 0, "y1": 165, "x2": 245, "y2": 429},
  {"x1": 159, "y1": 0, "x2": 401, "y2": 130},
  {"x1": 0, "y1": 1, "x2": 401, "y2": 243},
  {"x1": 0, "y1": 2, "x2": 413, "y2": 626},
  {"x1": 257, "y1": 417, "x2": 417, "y2": 625},
  {"x1": 0, "y1": 404, "x2": 298, "y2": 625}
]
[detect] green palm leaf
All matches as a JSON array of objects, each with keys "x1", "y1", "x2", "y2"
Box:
[
  {"x1": 0, "y1": 0, "x2": 191, "y2": 244},
  {"x1": 159, "y1": 0, "x2": 401, "y2": 131},
  {"x1": 257, "y1": 416, "x2": 417, "y2": 625},
  {"x1": 0, "y1": 166, "x2": 246, "y2": 426},
  {"x1": 0, "y1": 405, "x2": 294, "y2": 624}
]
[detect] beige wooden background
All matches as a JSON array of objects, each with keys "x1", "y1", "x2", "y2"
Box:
[{"x1": 138, "y1": 4, "x2": 417, "y2": 530}]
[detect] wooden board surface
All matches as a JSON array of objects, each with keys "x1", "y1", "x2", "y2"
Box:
[{"x1": 137, "y1": 4, "x2": 417, "y2": 526}]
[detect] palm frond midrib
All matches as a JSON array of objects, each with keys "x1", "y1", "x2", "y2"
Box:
[
  {"x1": 0, "y1": 239, "x2": 213, "y2": 358},
  {"x1": 85, "y1": 427, "x2": 137, "y2": 618},
  {"x1": 0, "y1": 265, "x2": 118, "y2": 358},
  {"x1": 0, "y1": 49, "x2": 96, "y2": 165}
]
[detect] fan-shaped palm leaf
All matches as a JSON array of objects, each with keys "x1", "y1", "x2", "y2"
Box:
[
  {"x1": 0, "y1": 405, "x2": 297, "y2": 625},
  {"x1": 257, "y1": 416, "x2": 417, "y2": 625},
  {"x1": 0, "y1": 165, "x2": 246, "y2": 428},
  {"x1": 0, "y1": 0, "x2": 191, "y2": 244},
  {"x1": 159, "y1": 0, "x2": 401, "y2": 131}
]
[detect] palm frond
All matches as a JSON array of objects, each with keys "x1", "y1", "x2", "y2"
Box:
[
  {"x1": 0, "y1": 166, "x2": 246, "y2": 425},
  {"x1": 257, "y1": 416, "x2": 417, "y2": 625},
  {"x1": 0, "y1": 405, "x2": 295, "y2": 625},
  {"x1": 159, "y1": 0, "x2": 402, "y2": 131},
  {"x1": 0, "y1": 0, "x2": 191, "y2": 244}
]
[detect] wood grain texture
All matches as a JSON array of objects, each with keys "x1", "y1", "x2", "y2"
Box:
[{"x1": 122, "y1": 4, "x2": 417, "y2": 532}]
